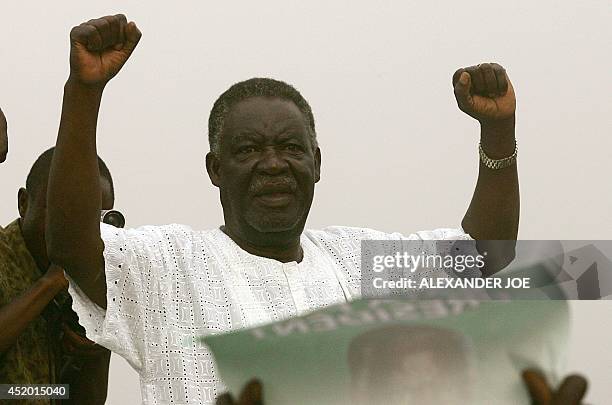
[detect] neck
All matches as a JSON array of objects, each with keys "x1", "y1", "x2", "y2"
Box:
[
  {"x1": 220, "y1": 225, "x2": 303, "y2": 263},
  {"x1": 18, "y1": 219, "x2": 49, "y2": 272}
]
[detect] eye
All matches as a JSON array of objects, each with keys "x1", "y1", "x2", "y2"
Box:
[
  {"x1": 283, "y1": 144, "x2": 304, "y2": 153},
  {"x1": 237, "y1": 146, "x2": 257, "y2": 155}
]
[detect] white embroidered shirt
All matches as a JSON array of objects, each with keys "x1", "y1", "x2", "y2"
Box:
[{"x1": 67, "y1": 224, "x2": 472, "y2": 405}]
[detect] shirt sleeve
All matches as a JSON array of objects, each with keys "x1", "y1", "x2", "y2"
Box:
[
  {"x1": 67, "y1": 223, "x2": 177, "y2": 372},
  {"x1": 316, "y1": 225, "x2": 481, "y2": 286},
  {"x1": 319, "y1": 225, "x2": 473, "y2": 242},
  {"x1": 401, "y1": 227, "x2": 482, "y2": 278},
  {"x1": 406, "y1": 228, "x2": 482, "y2": 278},
  {"x1": 410, "y1": 227, "x2": 473, "y2": 242}
]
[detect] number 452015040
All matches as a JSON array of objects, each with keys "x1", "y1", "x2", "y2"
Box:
[{"x1": 1, "y1": 384, "x2": 69, "y2": 399}]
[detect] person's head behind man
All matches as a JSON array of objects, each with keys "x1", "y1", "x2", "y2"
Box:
[
  {"x1": 0, "y1": 108, "x2": 8, "y2": 163},
  {"x1": 18, "y1": 147, "x2": 115, "y2": 271},
  {"x1": 205, "y1": 78, "x2": 321, "y2": 252}
]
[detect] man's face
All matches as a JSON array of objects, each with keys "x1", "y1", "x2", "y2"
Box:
[
  {"x1": 19, "y1": 175, "x2": 114, "y2": 269},
  {"x1": 348, "y1": 327, "x2": 474, "y2": 405},
  {"x1": 209, "y1": 97, "x2": 320, "y2": 237},
  {"x1": 0, "y1": 109, "x2": 8, "y2": 163}
]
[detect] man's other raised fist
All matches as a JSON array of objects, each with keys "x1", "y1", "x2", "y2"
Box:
[
  {"x1": 69, "y1": 14, "x2": 141, "y2": 86},
  {"x1": 452, "y1": 63, "x2": 516, "y2": 124}
]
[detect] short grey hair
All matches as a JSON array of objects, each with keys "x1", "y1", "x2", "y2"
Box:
[{"x1": 208, "y1": 78, "x2": 318, "y2": 157}]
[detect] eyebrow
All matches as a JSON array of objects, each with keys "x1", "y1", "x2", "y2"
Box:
[
  {"x1": 230, "y1": 125, "x2": 306, "y2": 142},
  {"x1": 276, "y1": 131, "x2": 305, "y2": 142},
  {"x1": 275, "y1": 119, "x2": 306, "y2": 133},
  {"x1": 231, "y1": 132, "x2": 263, "y2": 143}
]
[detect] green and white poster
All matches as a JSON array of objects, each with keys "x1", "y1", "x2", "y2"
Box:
[{"x1": 203, "y1": 298, "x2": 569, "y2": 405}]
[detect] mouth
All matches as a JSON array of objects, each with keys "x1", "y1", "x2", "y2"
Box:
[
  {"x1": 254, "y1": 191, "x2": 295, "y2": 208},
  {"x1": 250, "y1": 174, "x2": 298, "y2": 208}
]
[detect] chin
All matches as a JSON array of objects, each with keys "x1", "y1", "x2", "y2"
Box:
[{"x1": 246, "y1": 212, "x2": 303, "y2": 234}]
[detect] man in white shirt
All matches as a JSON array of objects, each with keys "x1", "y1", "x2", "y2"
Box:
[{"x1": 46, "y1": 14, "x2": 519, "y2": 405}]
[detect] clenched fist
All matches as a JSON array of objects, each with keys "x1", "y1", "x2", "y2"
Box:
[
  {"x1": 69, "y1": 14, "x2": 141, "y2": 86},
  {"x1": 453, "y1": 63, "x2": 516, "y2": 123}
]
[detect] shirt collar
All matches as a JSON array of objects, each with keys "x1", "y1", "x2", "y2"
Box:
[{"x1": 213, "y1": 226, "x2": 310, "y2": 266}]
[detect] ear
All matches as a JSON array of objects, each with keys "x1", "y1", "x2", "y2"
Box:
[
  {"x1": 314, "y1": 147, "x2": 322, "y2": 183},
  {"x1": 206, "y1": 152, "x2": 221, "y2": 187},
  {"x1": 17, "y1": 188, "x2": 28, "y2": 218}
]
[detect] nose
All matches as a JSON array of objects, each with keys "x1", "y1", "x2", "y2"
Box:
[{"x1": 255, "y1": 147, "x2": 289, "y2": 175}]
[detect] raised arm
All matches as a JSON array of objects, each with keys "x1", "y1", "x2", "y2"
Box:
[
  {"x1": 452, "y1": 63, "x2": 519, "y2": 272},
  {"x1": 46, "y1": 15, "x2": 141, "y2": 308}
]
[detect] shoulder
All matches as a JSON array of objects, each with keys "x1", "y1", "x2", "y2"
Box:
[
  {"x1": 0, "y1": 221, "x2": 29, "y2": 265},
  {"x1": 304, "y1": 226, "x2": 472, "y2": 247},
  {"x1": 102, "y1": 223, "x2": 201, "y2": 242},
  {"x1": 0, "y1": 222, "x2": 37, "y2": 301},
  {"x1": 100, "y1": 224, "x2": 220, "y2": 276},
  {"x1": 0, "y1": 225, "x2": 10, "y2": 254},
  {"x1": 100, "y1": 223, "x2": 217, "y2": 254},
  {"x1": 0, "y1": 228, "x2": 12, "y2": 276},
  {"x1": 303, "y1": 227, "x2": 404, "y2": 258},
  {"x1": 305, "y1": 226, "x2": 404, "y2": 244}
]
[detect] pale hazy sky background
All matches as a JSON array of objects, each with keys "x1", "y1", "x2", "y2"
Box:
[{"x1": 0, "y1": 1, "x2": 610, "y2": 403}]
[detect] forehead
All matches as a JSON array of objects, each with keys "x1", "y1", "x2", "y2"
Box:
[{"x1": 222, "y1": 97, "x2": 308, "y2": 138}]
